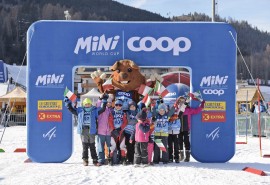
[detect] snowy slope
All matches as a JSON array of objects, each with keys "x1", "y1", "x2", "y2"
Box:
[{"x1": 0, "y1": 126, "x2": 270, "y2": 185}]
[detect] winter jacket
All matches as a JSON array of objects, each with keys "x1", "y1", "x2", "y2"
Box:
[
  {"x1": 130, "y1": 121, "x2": 150, "y2": 142},
  {"x1": 124, "y1": 110, "x2": 137, "y2": 135},
  {"x1": 96, "y1": 100, "x2": 113, "y2": 136},
  {"x1": 179, "y1": 102, "x2": 204, "y2": 132},
  {"x1": 152, "y1": 106, "x2": 175, "y2": 136},
  {"x1": 66, "y1": 101, "x2": 106, "y2": 135},
  {"x1": 168, "y1": 119, "x2": 181, "y2": 135},
  {"x1": 108, "y1": 109, "x2": 128, "y2": 135}
]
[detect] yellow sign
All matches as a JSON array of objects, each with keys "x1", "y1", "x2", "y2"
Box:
[
  {"x1": 38, "y1": 100, "x2": 62, "y2": 110},
  {"x1": 204, "y1": 101, "x2": 226, "y2": 111}
]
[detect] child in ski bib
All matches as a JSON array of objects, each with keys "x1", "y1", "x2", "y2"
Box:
[
  {"x1": 64, "y1": 96, "x2": 107, "y2": 166},
  {"x1": 152, "y1": 103, "x2": 175, "y2": 164},
  {"x1": 108, "y1": 99, "x2": 128, "y2": 165},
  {"x1": 123, "y1": 101, "x2": 138, "y2": 164}
]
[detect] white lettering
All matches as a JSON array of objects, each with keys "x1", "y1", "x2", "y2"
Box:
[
  {"x1": 200, "y1": 75, "x2": 228, "y2": 87},
  {"x1": 74, "y1": 35, "x2": 120, "y2": 54},
  {"x1": 127, "y1": 36, "x2": 191, "y2": 56},
  {"x1": 35, "y1": 74, "x2": 65, "y2": 86},
  {"x1": 203, "y1": 89, "x2": 224, "y2": 96}
]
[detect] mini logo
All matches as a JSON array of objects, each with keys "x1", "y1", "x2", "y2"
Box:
[
  {"x1": 206, "y1": 127, "x2": 220, "y2": 141},
  {"x1": 35, "y1": 74, "x2": 64, "y2": 88},
  {"x1": 38, "y1": 112, "x2": 62, "y2": 122},
  {"x1": 43, "y1": 126, "x2": 56, "y2": 141},
  {"x1": 200, "y1": 75, "x2": 228, "y2": 96},
  {"x1": 74, "y1": 34, "x2": 120, "y2": 56},
  {"x1": 202, "y1": 112, "x2": 226, "y2": 122}
]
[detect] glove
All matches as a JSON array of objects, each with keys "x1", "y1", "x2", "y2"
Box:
[
  {"x1": 64, "y1": 96, "x2": 71, "y2": 106},
  {"x1": 180, "y1": 104, "x2": 186, "y2": 112},
  {"x1": 100, "y1": 93, "x2": 109, "y2": 100}
]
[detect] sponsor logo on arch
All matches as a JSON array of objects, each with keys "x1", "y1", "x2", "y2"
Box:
[
  {"x1": 202, "y1": 112, "x2": 226, "y2": 122},
  {"x1": 200, "y1": 75, "x2": 228, "y2": 96},
  {"x1": 204, "y1": 101, "x2": 226, "y2": 111},
  {"x1": 37, "y1": 112, "x2": 62, "y2": 122}
]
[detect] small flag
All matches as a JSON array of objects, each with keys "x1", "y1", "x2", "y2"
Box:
[
  {"x1": 102, "y1": 78, "x2": 114, "y2": 91},
  {"x1": 154, "y1": 81, "x2": 169, "y2": 98},
  {"x1": 64, "y1": 87, "x2": 77, "y2": 102},
  {"x1": 138, "y1": 84, "x2": 153, "y2": 96},
  {"x1": 141, "y1": 94, "x2": 151, "y2": 107},
  {"x1": 188, "y1": 91, "x2": 203, "y2": 102},
  {"x1": 154, "y1": 139, "x2": 166, "y2": 152}
]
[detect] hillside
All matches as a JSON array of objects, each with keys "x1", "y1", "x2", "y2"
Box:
[{"x1": 0, "y1": 0, "x2": 270, "y2": 80}]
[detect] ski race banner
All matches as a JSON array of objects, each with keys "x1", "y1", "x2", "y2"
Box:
[{"x1": 27, "y1": 21, "x2": 236, "y2": 163}]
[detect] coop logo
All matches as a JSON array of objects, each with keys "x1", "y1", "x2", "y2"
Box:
[
  {"x1": 43, "y1": 126, "x2": 56, "y2": 141},
  {"x1": 166, "y1": 92, "x2": 177, "y2": 97},
  {"x1": 200, "y1": 75, "x2": 228, "y2": 96},
  {"x1": 127, "y1": 36, "x2": 191, "y2": 56},
  {"x1": 74, "y1": 34, "x2": 120, "y2": 56},
  {"x1": 203, "y1": 89, "x2": 224, "y2": 96},
  {"x1": 206, "y1": 127, "x2": 220, "y2": 141},
  {"x1": 35, "y1": 74, "x2": 64, "y2": 88}
]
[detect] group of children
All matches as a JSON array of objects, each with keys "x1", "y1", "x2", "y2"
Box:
[{"x1": 64, "y1": 93, "x2": 205, "y2": 167}]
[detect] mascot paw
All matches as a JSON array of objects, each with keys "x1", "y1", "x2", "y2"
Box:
[
  {"x1": 150, "y1": 73, "x2": 163, "y2": 82},
  {"x1": 91, "y1": 70, "x2": 106, "y2": 80}
]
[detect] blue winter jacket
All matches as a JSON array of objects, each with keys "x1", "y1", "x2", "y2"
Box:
[{"x1": 66, "y1": 102, "x2": 106, "y2": 135}]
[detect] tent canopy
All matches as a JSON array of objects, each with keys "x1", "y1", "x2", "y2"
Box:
[
  {"x1": 81, "y1": 88, "x2": 101, "y2": 98},
  {"x1": 0, "y1": 86, "x2": 26, "y2": 102},
  {"x1": 80, "y1": 88, "x2": 101, "y2": 106}
]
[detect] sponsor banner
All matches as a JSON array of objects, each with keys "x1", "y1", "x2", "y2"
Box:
[
  {"x1": 202, "y1": 112, "x2": 226, "y2": 122},
  {"x1": 37, "y1": 112, "x2": 62, "y2": 122},
  {"x1": 38, "y1": 100, "x2": 62, "y2": 110},
  {"x1": 200, "y1": 75, "x2": 228, "y2": 96},
  {"x1": 204, "y1": 101, "x2": 226, "y2": 111}
]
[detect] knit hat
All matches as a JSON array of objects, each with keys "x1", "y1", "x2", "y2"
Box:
[
  {"x1": 115, "y1": 99, "x2": 123, "y2": 105},
  {"x1": 136, "y1": 109, "x2": 147, "y2": 121},
  {"x1": 128, "y1": 101, "x2": 137, "y2": 109},
  {"x1": 82, "y1": 98, "x2": 92, "y2": 106},
  {"x1": 158, "y1": 104, "x2": 167, "y2": 111}
]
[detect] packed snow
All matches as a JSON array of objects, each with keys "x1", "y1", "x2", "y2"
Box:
[{"x1": 0, "y1": 126, "x2": 270, "y2": 185}]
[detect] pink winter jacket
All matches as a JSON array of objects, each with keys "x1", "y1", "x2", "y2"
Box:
[{"x1": 134, "y1": 121, "x2": 150, "y2": 142}]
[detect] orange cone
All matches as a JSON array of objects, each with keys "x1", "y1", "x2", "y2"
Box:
[{"x1": 242, "y1": 167, "x2": 267, "y2": 176}]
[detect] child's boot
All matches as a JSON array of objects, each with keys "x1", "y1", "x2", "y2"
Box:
[
  {"x1": 83, "y1": 159, "x2": 88, "y2": 166},
  {"x1": 184, "y1": 150, "x2": 190, "y2": 162},
  {"x1": 179, "y1": 150, "x2": 184, "y2": 161},
  {"x1": 121, "y1": 157, "x2": 127, "y2": 165},
  {"x1": 93, "y1": 159, "x2": 101, "y2": 166}
]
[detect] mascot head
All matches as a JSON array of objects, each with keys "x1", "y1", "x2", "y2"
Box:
[{"x1": 110, "y1": 59, "x2": 146, "y2": 92}]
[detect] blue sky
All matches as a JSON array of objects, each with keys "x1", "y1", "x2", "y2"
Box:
[{"x1": 114, "y1": 0, "x2": 270, "y2": 32}]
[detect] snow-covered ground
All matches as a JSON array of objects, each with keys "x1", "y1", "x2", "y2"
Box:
[{"x1": 0, "y1": 126, "x2": 270, "y2": 185}]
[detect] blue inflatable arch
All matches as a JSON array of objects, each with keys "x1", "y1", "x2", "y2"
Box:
[{"x1": 27, "y1": 21, "x2": 236, "y2": 163}]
